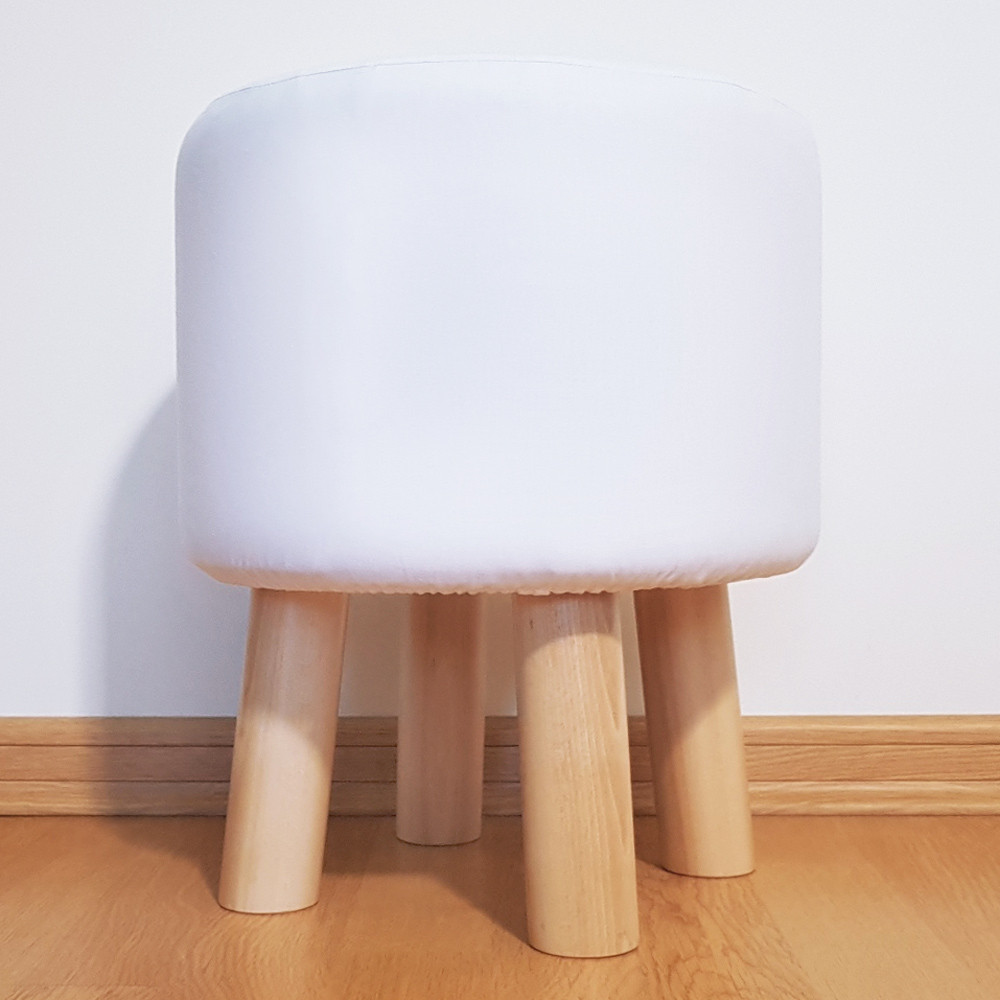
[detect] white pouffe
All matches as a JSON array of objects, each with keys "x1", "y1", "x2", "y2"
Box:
[{"x1": 176, "y1": 58, "x2": 820, "y2": 958}]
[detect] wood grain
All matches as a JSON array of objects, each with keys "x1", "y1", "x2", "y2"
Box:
[
  {"x1": 750, "y1": 816, "x2": 1000, "y2": 999},
  {"x1": 218, "y1": 589, "x2": 348, "y2": 913},
  {"x1": 5, "y1": 714, "x2": 1000, "y2": 746},
  {"x1": 513, "y1": 593, "x2": 639, "y2": 957},
  {"x1": 0, "y1": 716, "x2": 397, "y2": 746},
  {"x1": 397, "y1": 593, "x2": 485, "y2": 845},
  {"x1": 4, "y1": 743, "x2": 1000, "y2": 784},
  {"x1": 2, "y1": 715, "x2": 999, "y2": 816},
  {"x1": 748, "y1": 780, "x2": 1000, "y2": 815},
  {"x1": 5, "y1": 779, "x2": 999, "y2": 818},
  {"x1": 2, "y1": 815, "x2": 999, "y2": 998},
  {"x1": 743, "y1": 715, "x2": 1000, "y2": 745},
  {"x1": 634, "y1": 585, "x2": 754, "y2": 877}
]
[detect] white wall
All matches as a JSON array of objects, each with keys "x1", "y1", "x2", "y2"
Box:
[{"x1": 2, "y1": 0, "x2": 997, "y2": 717}]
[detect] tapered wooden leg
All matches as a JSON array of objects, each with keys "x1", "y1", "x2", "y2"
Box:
[
  {"x1": 633, "y1": 585, "x2": 754, "y2": 878},
  {"x1": 397, "y1": 593, "x2": 485, "y2": 845},
  {"x1": 513, "y1": 593, "x2": 639, "y2": 958},
  {"x1": 218, "y1": 589, "x2": 348, "y2": 913}
]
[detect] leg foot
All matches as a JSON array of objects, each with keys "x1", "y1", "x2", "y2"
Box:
[
  {"x1": 218, "y1": 589, "x2": 348, "y2": 913},
  {"x1": 634, "y1": 585, "x2": 753, "y2": 878},
  {"x1": 513, "y1": 593, "x2": 639, "y2": 957},
  {"x1": 397, "y1": 593, "x2": 485, "y2": 845}
]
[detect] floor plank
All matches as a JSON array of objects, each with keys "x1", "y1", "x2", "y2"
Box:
[{"x1": 1, "y1": 816, "x2": 999, "y2": 998}]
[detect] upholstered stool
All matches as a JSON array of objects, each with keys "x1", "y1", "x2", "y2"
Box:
[{"x1": 176, "y1": 58, "x2": 820, "y2": 957}]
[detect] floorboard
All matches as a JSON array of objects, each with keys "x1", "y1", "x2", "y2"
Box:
[{"x1": 1, "y1": 816, "x2": 999, "y2": 999}]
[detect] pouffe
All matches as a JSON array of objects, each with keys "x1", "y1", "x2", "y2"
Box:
[{"x1": 175, "y1": 57, "x2": 820, "y2": 957}]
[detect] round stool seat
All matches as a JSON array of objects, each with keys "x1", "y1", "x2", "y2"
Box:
[{"x1": 176, "y1": 58, "x2": 820, "y2": 596}]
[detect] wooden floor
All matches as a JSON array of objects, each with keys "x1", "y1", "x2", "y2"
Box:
[{"x1": 1, "y1": 816, "x2": 999, "y2": 999}]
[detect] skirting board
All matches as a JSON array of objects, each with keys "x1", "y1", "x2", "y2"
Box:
[{"x1": 1, "y1": 716, "x2": 999, "y2": 817}]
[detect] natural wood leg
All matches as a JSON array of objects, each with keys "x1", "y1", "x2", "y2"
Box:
[
  {"x1": 397, "y1": 593, "x2": 485, "y2": 845},
  {"x1": 218, "y1": 589, "x2": 348, "y2": 913},
  {"x1": 633, "y1": 585, "x2": 754, "y2": 878},
  {"x1": 513, "y1": 593, "x2": 639, "y2": 958}
]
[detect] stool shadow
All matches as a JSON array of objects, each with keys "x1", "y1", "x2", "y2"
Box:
[
  {"x1": 93, "y1": 393, "x2": 525, "y2": 938},
  {"x1": 97, "y1": 390, "x2": 249, "y2": 719},
  {"x1": 94, "y1": 390, "x2": 245, "y2": 890},
  {"x1": 321, "y1": 816, "x2": 530, "y2": 944}
]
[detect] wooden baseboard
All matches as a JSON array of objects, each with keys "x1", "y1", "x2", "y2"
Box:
[{"x1": 1, "y1": 715, "x2": 998, "y2": 816}]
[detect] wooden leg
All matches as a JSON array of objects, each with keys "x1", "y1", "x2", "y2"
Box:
[
  {"x1": 397, "y1": 593, "x2": 485, "y2": 846},
  {"x1": 513, "y1": 593, "x2": 639, "y2": 958},
  {"x1": 633, "y1": 585, "x2": 754, "y2": 878},
  {"x1": 218, "y1": 589, "x2": 348, "y2": 913}
]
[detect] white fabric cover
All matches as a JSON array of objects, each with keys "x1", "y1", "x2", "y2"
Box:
[{"x1": 176, "y1": 59, "x2": 820, "y2": 594}]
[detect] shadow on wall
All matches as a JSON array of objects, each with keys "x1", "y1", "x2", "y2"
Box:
[
  {"x1": 98, "y1": 391, "x2": 248, "y2": 716},
  {"x1": 97, "y1": 391, "x2": 649, "y2": 720},
  {"x1": 93, "y1": 389, "x2": 413, "y2": 897},
  {"x1": 96, "y1": 390, "x2": 425, "y2": 718},
  {"x1": 93, "y1": 391, "x2": 626, "y2": 899}
]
